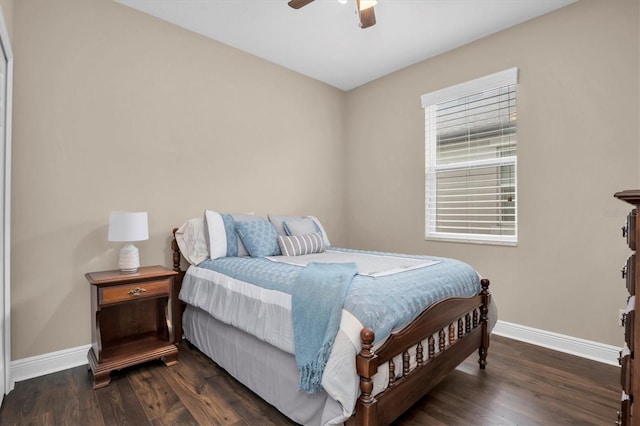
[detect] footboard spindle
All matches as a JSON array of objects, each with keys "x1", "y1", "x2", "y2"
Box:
[{"x1": 351, "y1": 278, "x2": 491, "y2": 426}]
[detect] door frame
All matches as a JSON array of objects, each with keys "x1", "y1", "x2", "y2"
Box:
[{"x1": 0, "y1": 2, "x2": 13, "y2": 396}]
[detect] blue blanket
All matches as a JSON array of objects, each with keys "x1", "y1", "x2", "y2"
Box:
[
  {"x1": 198, "y1": 248, "x2": 480, "y2": 347},
  {"x1": 291, "y1": 262, "x2": 357, "y2": 393}
]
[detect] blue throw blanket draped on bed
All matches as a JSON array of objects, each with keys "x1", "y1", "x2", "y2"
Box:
[{"x1": 292, "y1": 262, "x2": 358, "y2": 394}]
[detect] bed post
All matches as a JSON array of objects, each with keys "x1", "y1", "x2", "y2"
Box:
[
  {"x1": 354, "y1": 327, "x2": 378, "y2": 426},
  {"x1": 172, "y1": 228, "x2": 181, "y2": 273},
  {"x1": 171, "y1": 228, "x2": 186, "y2": 343},
  {"x1": 478, "y1": 278, "x2": 491, "y2": 369}
]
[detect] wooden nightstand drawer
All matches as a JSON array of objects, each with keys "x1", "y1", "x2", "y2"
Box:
[
  {"x1": 626, "y1": 210, "x2": 637, "y2": 250},
  {"x1": 625, "y1": 310, "x2": 635, "y2": 350},
  {"x1": 625, "y1": 255, "x2": 636, "y2": 296},
  {"x1": 100, "y1": 278, "x2": 170, "y2": 305}
]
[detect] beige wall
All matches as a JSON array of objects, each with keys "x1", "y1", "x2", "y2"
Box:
[
  {"x1": 345, "y1": 0, "x2": 639, "y2": 346},
  {"x1": 11, "y1": 0, "x2": 346, "y2": 359},
  {"x1": 9, "y1": 0, "x2": 639, "y2": 361}
]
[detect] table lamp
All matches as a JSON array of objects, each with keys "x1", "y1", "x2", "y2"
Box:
[{"x1": 108, "y1": 211, "x2": 149, "y2": 272}]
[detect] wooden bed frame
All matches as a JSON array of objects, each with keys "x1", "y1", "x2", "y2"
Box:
[{"x1": 170, "y1": 229, "x2": 491, "y2": 426}]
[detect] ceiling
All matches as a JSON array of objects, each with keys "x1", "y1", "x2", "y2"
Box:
[{"x1": 116, "y1": 0, "x2": 576, "y2": 91}]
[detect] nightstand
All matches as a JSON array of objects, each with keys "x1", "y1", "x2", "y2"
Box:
[{"x1": 86, "y1": 265, "x2": 179, "y2": 389}]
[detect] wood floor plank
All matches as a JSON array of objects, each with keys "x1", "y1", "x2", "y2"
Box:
[
  {"x1": 0, "y1": 367, "x2": 44, "y2": 425},
  {"x1": 162, "y1": 350, "x2": 246, "y2": 425},
  {"x1": 132, "y1": 361, "x2": 200, "y2": 426},
  {"x1": 95, "y1": 368, "x2": 152, "y2": 426},
  {"x1": 394, "y1": 336, "x2": 619, "y2": 425},
  {"x1": 57, "y1": 367, "x2": 105, "y2": 426},
  {"x1": 0, "y1": 336, "x2": 620, "y2": 425},
  {"x1": 204, "y1": 366, "x2": 296, "y2": 425}
]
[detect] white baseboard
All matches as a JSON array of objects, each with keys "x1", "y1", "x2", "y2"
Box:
[
  {"x1": 493, "y1": 320, "x2": 621, "y2": 366},
  {"x1": 6, "y1": 321, "x2": 621, "y2": 389},
  {"x1": 10, "y1": 344, "x2": 90, "y2": 389}
]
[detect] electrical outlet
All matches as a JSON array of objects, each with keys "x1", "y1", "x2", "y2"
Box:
[{"x1": 619, "y1": 309, "x2": 626, "y2": 327}]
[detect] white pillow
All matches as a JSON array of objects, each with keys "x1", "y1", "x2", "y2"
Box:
[
  {"x1": 175, "y1": 218, "x2": 208, "y2": 265},
  {"x1": 204, "y1": 210, "x2": 228, "y2": 259}
]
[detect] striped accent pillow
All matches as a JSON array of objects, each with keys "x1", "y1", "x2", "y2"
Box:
[{"x1": 278, "y1": 232, "x2": 325, "y2": 256}]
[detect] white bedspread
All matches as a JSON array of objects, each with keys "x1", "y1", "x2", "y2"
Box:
[{"x1": 266, "y1": 249, "x2": 438, "y2": 277}]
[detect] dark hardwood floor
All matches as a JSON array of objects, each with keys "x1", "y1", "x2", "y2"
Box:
[{"x1": 0, "y1": 335, "x2": 620, "y2": 425}]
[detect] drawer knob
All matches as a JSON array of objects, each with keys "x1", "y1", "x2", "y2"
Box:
[
  {"x1": 622, "y1": 265, "x2": 627, "y2": 279},
  {"x1": 127, "y1": 287, "x2": 147, "y2": 296},
  {"x1": 622, "y1": 224, "x2": 628, "y2": 238}
]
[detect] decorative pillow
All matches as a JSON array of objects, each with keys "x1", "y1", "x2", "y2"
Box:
[
  {"x1": 268, "y1": 214, "x2": 300, "y2": 237},
  {"x1": 204, "y1": 210, "x2": 263, "y2": 259},
  {"x1": 175, "y1": 218, "x2": 209, "y2": 265},
  {"x1": 231, "y1": 213, "x2": 262, "y2": 256},
  {"x1": 268, "y1": 214, "x2": 331, "y2": 247},
  {"x1": 283, "y1": 217, "x2": 319, "y2": 236},
  {"x1": 235, "y1": 220, "x2": 281, "y2": 257},
  {"x1": 278, "y1": 232, "x2": 325, "y2": 257},
  {"x1": 221, "y1": 214, "x2": 238, "y2": 257}
]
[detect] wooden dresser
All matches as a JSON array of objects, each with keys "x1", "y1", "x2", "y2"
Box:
[{"x1": 614, "y1": 190, "x2": 640, "y2": 425}]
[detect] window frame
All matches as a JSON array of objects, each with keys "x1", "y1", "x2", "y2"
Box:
[{"x1": 421, "y1": 68, "x2": 519, "y2": 246}]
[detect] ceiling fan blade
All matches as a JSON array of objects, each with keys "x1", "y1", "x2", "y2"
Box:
[
  {"x1": 288, "y1": 0, "x2": 314, "y2": 9},
  {"x1": 359, "y1": 6, "x2": 376, "y2": 29}
]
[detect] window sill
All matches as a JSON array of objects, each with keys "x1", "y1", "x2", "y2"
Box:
[{"x1": 425, "y1": 233, "x2": 518, "y2": 247}]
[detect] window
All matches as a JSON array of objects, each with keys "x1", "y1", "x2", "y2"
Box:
[{"x1": 421, "y1": 68, "x2": 518, "y2": 245}]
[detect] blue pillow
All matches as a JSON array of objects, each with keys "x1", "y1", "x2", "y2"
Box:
[
  {"x1": 221, "y1": 214, "x2": 238, "y2": 257},
  {"x1": 283, "y1": 217, "x2": 320, "y2": 236},
  {"x1": 235, "y1": 220, "x2": 281, "y2": 257}
]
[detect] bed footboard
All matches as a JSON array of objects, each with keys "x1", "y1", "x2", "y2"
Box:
[{"x1": 351, "y1": 279, "x2": 491, "y2": 426}]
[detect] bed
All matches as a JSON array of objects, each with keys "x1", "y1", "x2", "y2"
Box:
[{"x1": 170, "y1": 212, "x2": 493, "y2": 426}]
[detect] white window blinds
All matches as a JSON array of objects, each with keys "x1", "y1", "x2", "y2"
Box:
[{"x1": 422, "y1": 68, "x2": 518, "y2": 245}]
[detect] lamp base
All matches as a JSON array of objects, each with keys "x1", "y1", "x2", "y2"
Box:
[{"x1": 119, "y1": 243, "x2": 140, "y2": 272}]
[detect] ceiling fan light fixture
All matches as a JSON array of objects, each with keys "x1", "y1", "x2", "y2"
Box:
[
  {"x1": 356, "y1": 0, "x2": 376, "y2": 28},
  {"x1": 289, "y1": 0, "x2": 377, "y2": 29},
  {"x1": 287, "y1": 0, "x2": 315, "y2": 9},
  {"x1": 357, "y1": 0, "x2": 377, "y2": 11}
]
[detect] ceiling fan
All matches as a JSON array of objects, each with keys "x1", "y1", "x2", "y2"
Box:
[{"x1": 288, "y1": 0, "x2": 377, "y2": 29}]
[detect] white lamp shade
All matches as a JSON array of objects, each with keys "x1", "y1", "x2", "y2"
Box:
[{"x1": 108, "y1": 212, "x2": 149, "y2": 242}]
